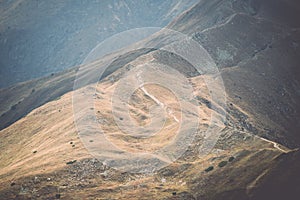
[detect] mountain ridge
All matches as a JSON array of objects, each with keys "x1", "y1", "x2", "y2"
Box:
[{"x1": 0, "y1": 0, "x2": 300, "y2": 199}]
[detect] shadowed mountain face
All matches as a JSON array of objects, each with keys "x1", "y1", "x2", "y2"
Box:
[
  {"x1": 0, "y1": 0, "x2": 300, "y2": 199},
  {"x1": 169, "y1": 0, "x2": 300, "y2": 148},
  {"x1": 0, "y1": 0, "x2": 197, "y2": 88}
]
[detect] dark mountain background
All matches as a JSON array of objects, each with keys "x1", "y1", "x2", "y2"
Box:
[
  {"x1": 169, "y1": 0, "x2": 300, "y2": 148},
  {"x1": 0, "y1": 0, "x2": 197, "y2": 88}
]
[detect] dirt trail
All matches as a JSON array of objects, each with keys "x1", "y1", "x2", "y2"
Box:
[
  {"x1": 238, "y1": 129, "x2": 290, "y2": 153},
  {"x1": 137, "y1": 69, "x2": 179, "y2": 124},
  {"x1": 257, "y1": 136, "x2": 290, "y2": 153}
]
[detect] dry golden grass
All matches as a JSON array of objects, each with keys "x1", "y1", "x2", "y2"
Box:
[
  {"x1": 0, "y1": 92, "x2": 91, "y2": 182},
  {"x1": 0, "y1": 56, "x2": 289, "y2": 199}
]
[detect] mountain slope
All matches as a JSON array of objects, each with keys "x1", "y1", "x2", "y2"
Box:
[
  {"x1": 169, "y1": 0, "x2": 300, "y2": 148},
  {"x1": 0, "y1": 53, "x2": 290, "y2": 199},
  {"x1": 0, "y1": 0, "x2": 197, "y2": 88},
  {"x1": 0, "y1": 0, "x2": 300, "y2": 199}
]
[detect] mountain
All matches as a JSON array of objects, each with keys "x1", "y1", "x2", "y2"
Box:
[
  {"x1": 170, "y1": 0, "x2": 300, "y2": 149},
  {"x1": 0, "y1": 0, "x2": 300, "y2": 199},
  {"x1": 0, "y1": 0, "x2": 197, "y2": 88}
]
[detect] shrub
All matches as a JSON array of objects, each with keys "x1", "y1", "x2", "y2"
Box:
[
  {"x1": 218, "y1": 161, "x2": 228, "y2": 168},
  {"x1": 204, "y1": 166, "x2": 214, "y2": 172},
  {"x1": 66, "y1": 160, "x2": 77, "y2": 165},
  {"x1": 228, "y1": 156, "x2": 235, "y2": 162}
]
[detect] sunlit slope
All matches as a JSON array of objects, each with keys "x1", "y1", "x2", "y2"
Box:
[{"x1": 0, "y1": 51, "x2": 291, "y2": 199}]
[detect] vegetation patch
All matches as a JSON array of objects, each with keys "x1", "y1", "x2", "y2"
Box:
[
  {"x1": 204, "y1": 166, "x2": 214, "y2": 172},
  {"x1": 66, "y1": 160, "x2": 77, "y2": 165},
  {"x1": 228, "y1": 156, "x2": 235, "y2": 162},
  {"x1": 218, "y1": 161, "x2": 228, "y2": 168}
]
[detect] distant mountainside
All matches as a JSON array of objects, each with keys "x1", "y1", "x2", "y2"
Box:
[
  {"x1": 169, "y1": 0, "x2": 300, "y2": 148},
  {"x1": 0, "y1": 0, "x2": 300, "y2": 199},
  {"x1": 0, "y1": 0, "x2": 197, "y2": 88}
]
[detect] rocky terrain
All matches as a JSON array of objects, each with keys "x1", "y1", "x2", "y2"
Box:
[{"x1": 0, "y1": 0, "x2": 300, "y2": 199}]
